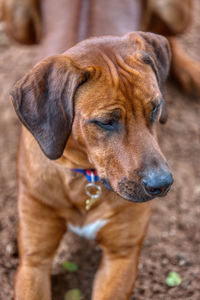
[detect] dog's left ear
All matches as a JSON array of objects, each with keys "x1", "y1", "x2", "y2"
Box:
[
  {"x1": 138, "y1": 32, "x2": 171, "y2": 123},
  {"x1": 10, "y1": 55, "x2": 92, "y2": 159}
]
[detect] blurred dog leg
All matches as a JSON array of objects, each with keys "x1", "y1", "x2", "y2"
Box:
[
  {"x1": 40, "y1": 0, "x2": 80, "y2": 58},
  {"x1": 1, "y1": 0, "x2": 41, "y2": 45},
  {"x1": 169, "y1": 37, "x2": 200, "y2": 98},
  {"x1": 141, "y1": 0, "x2": 192, "y2": 35}
]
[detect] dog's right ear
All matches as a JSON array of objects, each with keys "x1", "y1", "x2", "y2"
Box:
[{"x1": 10, "y1": 55, "x2": 91, "y2": 159}]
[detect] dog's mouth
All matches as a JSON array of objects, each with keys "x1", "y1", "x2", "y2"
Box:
[
  {"x1": 100, "y1": 177, "x2": 172, "y2": 203},
  {"x1": 119, "y1": 176, "x2": 173, "y2": 202},
  {"x1": 100, "y1": 178, "x2": 113, "y2": 191},
  {"x1": 118, "y1": 178, "x2": 154, "y2": 203},
  {"x1": 100, "y1": 177, "x2": 152, "y2": 202}
]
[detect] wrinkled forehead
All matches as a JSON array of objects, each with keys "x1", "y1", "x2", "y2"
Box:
[
  {"x1": 66, "y1": 32, "x2": 159, "y2": 78},
  {"x1": 76, "y1": 56, "x2": 161, "y2": 118},
  {"x1": 76, "y1": 67, "x2": 161, "y2": 122},
  {"x1": 66, "y1": 32, "x2": 148, "y2": 63},
  {"x1": 97, "y1": 49, "x2": 161, "y2": 98},
  {"x1": 67, "y1": 34, "x2": 162, "y2": 116}
]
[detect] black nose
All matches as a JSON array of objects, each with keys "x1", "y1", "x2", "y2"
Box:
[{"x1": 142, "y1": 170, "x2": 173, "y2": 197}]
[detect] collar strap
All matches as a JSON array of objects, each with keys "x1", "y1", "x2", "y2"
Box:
[{"x1": 72, "y1": 168, "x2": 99, "y2": 183}]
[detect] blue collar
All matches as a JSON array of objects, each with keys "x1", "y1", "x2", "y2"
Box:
[{"x1": 72, "y1": 169, "x2": 99, "y2": 183}]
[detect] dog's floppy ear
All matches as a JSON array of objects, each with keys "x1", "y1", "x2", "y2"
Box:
[
  {"x1": 138, "y1": 32, "x2": 171, "y2": 123},
  {"x1": 10, "y1": 55, "x2": 91, "y2": 159},
  {"x1": 138, "y1": 31, "x2": 171, "y2": 84}
]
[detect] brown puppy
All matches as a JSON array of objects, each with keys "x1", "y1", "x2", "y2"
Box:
[{"x1": 11, "y1": 32, "x2": 173, "y2": 300}]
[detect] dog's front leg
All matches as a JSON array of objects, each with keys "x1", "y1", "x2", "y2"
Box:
[
  {"x1": 92, "y1": 246, "x2": 141, "y2": 300},
  {"x1": 15, "y1": 192, "x2": 66, "y2": 300},
  {"x1": 92, "y1": 202, "x2": 152, "y2": 300}
]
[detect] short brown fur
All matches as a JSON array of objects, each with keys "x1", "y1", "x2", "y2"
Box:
[{"x1": 11, "y1": 32, "x2": 173, "y2": 300}]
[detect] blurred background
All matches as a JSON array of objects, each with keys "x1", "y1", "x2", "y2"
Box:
[{"x1": 0, "y1": 0, "x2": 199, "y2": 299}]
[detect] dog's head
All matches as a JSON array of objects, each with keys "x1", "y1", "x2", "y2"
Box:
[{"x1": 11, "y1": 32, "x2": 173, "y2": 202}]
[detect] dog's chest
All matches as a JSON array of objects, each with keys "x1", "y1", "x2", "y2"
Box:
[{"x1": 68, "y1": 219, "x2": 108, "y2": 240}]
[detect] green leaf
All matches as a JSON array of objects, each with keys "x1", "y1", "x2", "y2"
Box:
[
  {"x1": 166, "y1": 272, "x2": 182, "y2": 287},
  {"x1": 64, "y1": 289, "x2": 83, "y2": 300},
  {"x1": 61, "y1": 261, "x2": 78, "y2": 272}
]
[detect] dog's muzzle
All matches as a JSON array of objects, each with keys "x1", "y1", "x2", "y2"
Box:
[{"x1": 118, "y1": 168, "x2": 173, "y2": 202}]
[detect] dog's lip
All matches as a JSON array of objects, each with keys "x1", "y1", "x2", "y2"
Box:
[
  {"x1": 143, "y1": 187, "x2": 156, "y2": 198},
  {"x1": 116, "y1": 184, "x2": 172, "y2": 202},
  {"x1": 123, "y1": 194, "x2": 154, "y2": 203},
  {"x1": 100, "y1": 177, "x2": 113, "y2": 191},
  {"x1": 116, "y1": 189, "x2": 154, "y2": 203},
  {"x1": 158, "y1": 185, "x2": 172, "y2": 197},
  {"x1": 103, "y1": 176, "x2": 171, "y2": 202}
]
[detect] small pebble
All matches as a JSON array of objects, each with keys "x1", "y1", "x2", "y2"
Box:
[
  {"x1": 162, "y1": 258, "x2": 169, "y2": 265},
  {"x1": 138, "y1": 263, "x2": 143, "y2": 270},
  {"x1": 6, "y1": 243, "x2": 14, "y2": 256}
]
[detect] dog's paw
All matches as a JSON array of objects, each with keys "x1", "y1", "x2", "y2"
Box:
[{"x1": 1, "y1": 0, "x2": 41, "y2": 45}]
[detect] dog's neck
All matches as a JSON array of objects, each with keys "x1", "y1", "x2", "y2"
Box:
[{"x1": 57, "y1": 136, "x2": 93, "y2": 170}]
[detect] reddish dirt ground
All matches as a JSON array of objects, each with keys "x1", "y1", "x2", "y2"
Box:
[{"x1": 0, "y1": 2, "x2": 200, "y2": 300}]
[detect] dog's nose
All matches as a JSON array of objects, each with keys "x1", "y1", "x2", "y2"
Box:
[{"x1": 142, "y1": 170, "x2": 173, "y2": 197}]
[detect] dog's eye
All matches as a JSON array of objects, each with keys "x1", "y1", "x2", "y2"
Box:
[
  {"x1": 152, "y1": 103, "x2": 160, "y2": 122},
  {"x1": 92, "y1": 119, "x2": 118, "y2": 131}
]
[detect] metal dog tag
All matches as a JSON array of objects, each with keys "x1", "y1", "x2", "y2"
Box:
[{"x1": 85, "y1": 172, "x2": 102, "y2": 210}]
